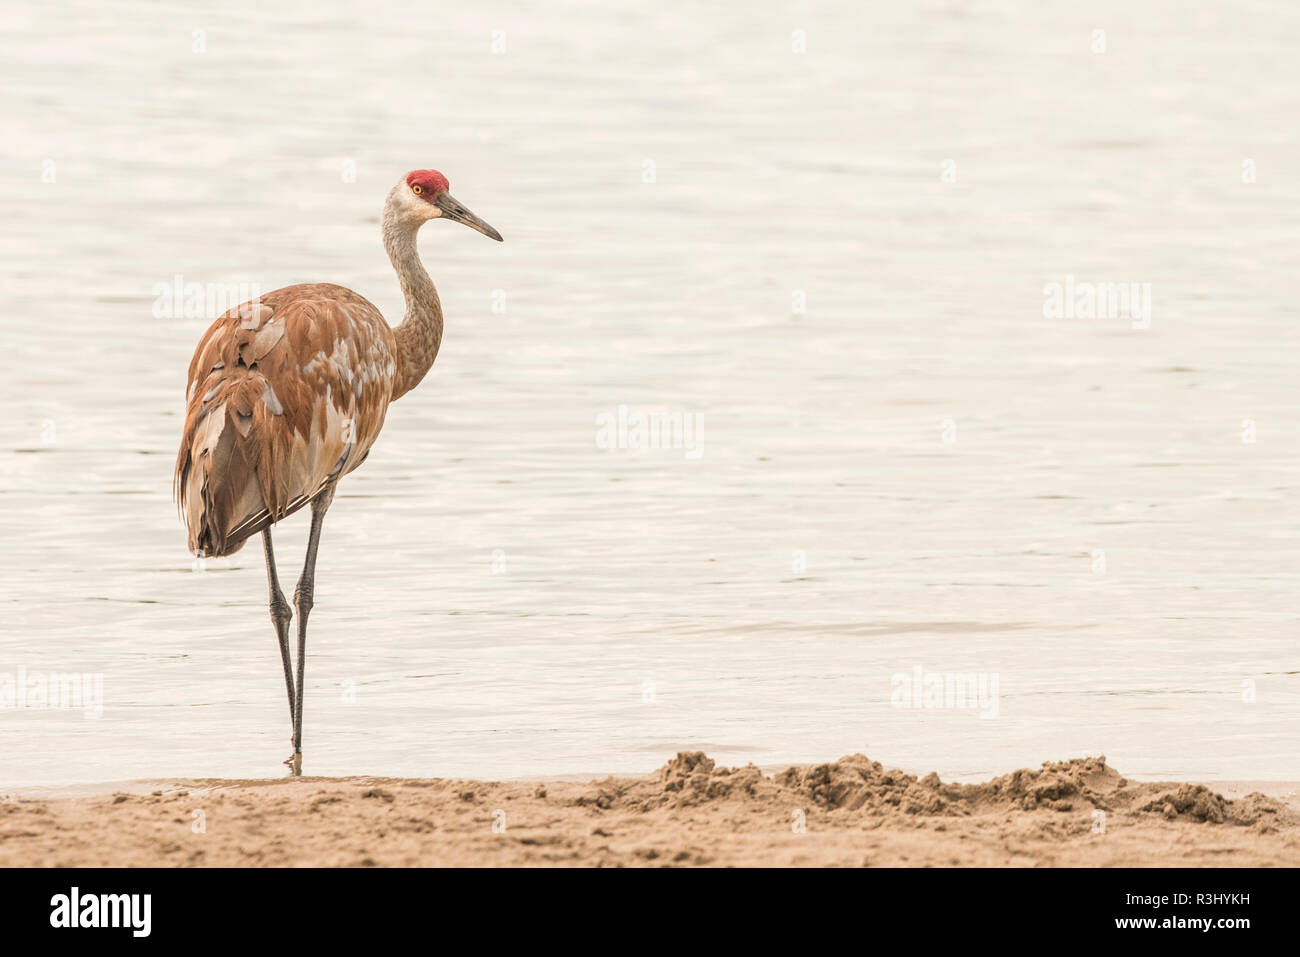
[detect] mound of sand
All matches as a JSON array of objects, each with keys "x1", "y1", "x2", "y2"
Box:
[
  {"x1": 1, "y1": 753, "x2": 1294, "y2": 866},
  {"x1": 578, "y1": 752, "x2": 1289, "y2": 827}
]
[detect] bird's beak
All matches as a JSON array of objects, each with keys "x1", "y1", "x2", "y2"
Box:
[{"x1": 435, "y1": 192, "x2": 503, "y2": 241}]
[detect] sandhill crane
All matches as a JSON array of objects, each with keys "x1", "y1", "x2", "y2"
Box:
[{"x1": 175, "y1": 169, "x2": 501, "y2": 773}]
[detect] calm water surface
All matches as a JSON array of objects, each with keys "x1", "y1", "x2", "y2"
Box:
[{"x1": 1, "y1": 0, "x2": 1297, "y2": 787}]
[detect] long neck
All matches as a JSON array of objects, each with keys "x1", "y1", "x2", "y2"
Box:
[{"x1": 384, "y1": 196, "x2": 444, "y2": 401}]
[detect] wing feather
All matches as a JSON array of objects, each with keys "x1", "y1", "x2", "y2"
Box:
[{"x1": 174, "y1": 283, "x2": 398, "y2": 557}]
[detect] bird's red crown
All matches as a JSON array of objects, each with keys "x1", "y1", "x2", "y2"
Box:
[{"x1": 406, "y1": 169, "x2": 449, "y2": 199}]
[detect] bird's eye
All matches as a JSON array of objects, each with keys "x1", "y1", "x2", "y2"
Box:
[{"x1": 412, "y1": 184, "x2": 423, "y2": 195}]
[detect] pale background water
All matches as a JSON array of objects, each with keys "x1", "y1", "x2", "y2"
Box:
[{"x1": 1, "y1": 0, "x2": 1297, "y2": 789}]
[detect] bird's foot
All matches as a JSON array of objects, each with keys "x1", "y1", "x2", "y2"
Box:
[{"x1": 284, "y1": 751, "x2": 302, "y2": 777}]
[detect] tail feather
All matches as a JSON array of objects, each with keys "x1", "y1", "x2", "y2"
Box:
[{"x1": 176, "y1": 394, "x2": 267, "y2": 558}]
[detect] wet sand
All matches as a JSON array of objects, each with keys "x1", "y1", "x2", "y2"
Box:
[{"x1": 4, "y1": 754, "x2": 1296, "y2": 867}]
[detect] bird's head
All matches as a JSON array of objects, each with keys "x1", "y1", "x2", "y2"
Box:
[{"x1": 391, "y1": 168, "x2": 503, "y2": 241}]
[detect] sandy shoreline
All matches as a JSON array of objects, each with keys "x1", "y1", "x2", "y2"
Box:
[{"x1": 3, "y1": 754, "x2": 1297, "y2": 867}]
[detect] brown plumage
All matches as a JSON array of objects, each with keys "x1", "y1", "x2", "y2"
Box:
[
  {"x1": 174, "y1": 168, "x2": 502, "y2": 772},
  {"x1": 175, "y1": 285, "x2": 396, "y2": 558}
]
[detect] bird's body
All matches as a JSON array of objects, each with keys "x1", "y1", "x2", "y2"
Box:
[
  {"x1": 174, "y1": 169, "x2": 501, "y2": 772},
  {"x1": 175, "y1": 283, "x2": 396, "y2": 558}
]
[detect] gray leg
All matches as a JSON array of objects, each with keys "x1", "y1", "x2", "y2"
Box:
[
  {"x1": 291, "y1": 484, "x2": 336, "y2": 770},
  {"x1": 261, "y1": 529, "x2": 296, "y2": 726}
]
